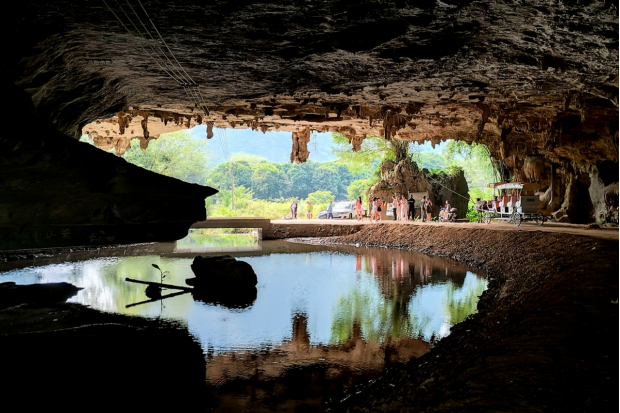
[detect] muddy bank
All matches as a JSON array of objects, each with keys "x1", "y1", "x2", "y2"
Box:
[
  {"x1": 289, "y1": 225, "x2": 619, "y2": 412},
  {"x1": 0, "y1": 301, "x2": 213, "y2": 410},
  {"x1": 264, "y1": 221, "x2": 365, "y2": 239}
]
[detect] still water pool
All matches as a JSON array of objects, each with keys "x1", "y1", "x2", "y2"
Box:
[{"x1": 0, "y1": 235, "x2": 486, "y2": 412}]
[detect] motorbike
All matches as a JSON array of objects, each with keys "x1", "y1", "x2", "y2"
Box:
[{"x1": 439, "y1": 207, "x2": 457, "y2": 222}]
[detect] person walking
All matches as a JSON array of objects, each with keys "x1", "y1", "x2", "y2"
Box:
[
  {"x1": 306, "y1": 201, "x2": 313, "y2": 219},
  {"x1": 420, "y1": 196, "x2": 427, "y2": 222},
  {"x1": 392, "y1": 195, "x2": 398, "y2": 221},
  {"x1": 327, "y1": 201, "x2": 334, "y2": 219},
  {"x1": 407, "y1": 194, "x2": 416, "y2": 221},
  {"x1": 291, "y1": 200, "x2": 298, "y2": 219},
  {"x1": 355, "y1": 197, "x2": 363, "y2": 221}
]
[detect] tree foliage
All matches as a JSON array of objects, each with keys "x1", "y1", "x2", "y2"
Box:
[
  {"x1": 205, "y1": 158, "x2": 359, "y2": 202},
  {"x1": 308, "y1": 190, "x2": 335, "y2": 205},
  {"x1": 347, "y1": 179, "x2": 373, "y2": 200},
  {"x1": 122, "y1": 131, "x2": 213, "y2": 184},
  {"x1": 442, "y1": 140, "x2": 496, "y2": 201}
]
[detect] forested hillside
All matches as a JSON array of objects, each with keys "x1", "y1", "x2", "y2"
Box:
[{"x1": 206, "y1": 156, "x2": 376, "y2": 201}]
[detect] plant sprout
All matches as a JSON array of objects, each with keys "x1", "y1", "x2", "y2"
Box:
[{"x1": 152, "y1": 264, "x2": 169, "y2": 288}]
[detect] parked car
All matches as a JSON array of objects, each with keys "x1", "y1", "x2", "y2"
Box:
[{"x1": 318, "y1": 201, "x2": 366, "y2": 219}]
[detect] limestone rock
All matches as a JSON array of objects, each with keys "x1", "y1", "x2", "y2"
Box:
[
  {"x1": 290, "y1": 126, "x2": 311, "y2": 164},
  {"x1": 604, "y1": 182, "x2": 619, "y2": 223},
  {"x1": 0, "y1": 282, "x2": 82, "y2": 308},
  {"x1": 186, "y1": 255, "x2": 258, "y2": 308},
  {"x1": 0, "y1": 82, "x2": 217, "y2": 250},
  {"x1": 1, "y1": 0, "x2": 618, "y2": 226},
  {"x1": 369, "y1": 159, "x2": 469, "y2": 219}
]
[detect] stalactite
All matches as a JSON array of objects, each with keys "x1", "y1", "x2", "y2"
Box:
[{"x1": 290, "y1": 126, "x2": 311, "y2": 164}]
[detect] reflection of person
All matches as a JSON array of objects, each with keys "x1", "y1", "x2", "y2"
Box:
[
  {"x1": 306, "y1": 201, "x2": 313, "y2": 219},
  {"x1": 407, "y1": 195, "x2": 415, "y2": 220},
  {"x1": 355, "y1": 197, "x2": 363, "y2": 221},
  {"x1": 327, "y1": 201, "x2": 334, "y2": 219}
]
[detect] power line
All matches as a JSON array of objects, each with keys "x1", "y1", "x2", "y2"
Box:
[{"x1": 104, "y1": 0, "x2": 232, "y2": 181}]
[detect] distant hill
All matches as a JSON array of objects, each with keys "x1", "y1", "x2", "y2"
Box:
[{"x1": 189, "y1": 126, "x2": 337, "y2": 165}]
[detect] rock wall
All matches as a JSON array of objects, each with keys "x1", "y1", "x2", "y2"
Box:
[
  {"x1": 1, "y1": 0, "x2": 617, "y2": 228},
  {"x1": 368, "y1": 159, "x2": 469, "y2": 219},
  {"x1": 0, "y1": 82, "x2": 217, "y2": 251}
]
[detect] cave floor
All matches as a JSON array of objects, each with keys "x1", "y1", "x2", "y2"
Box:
[{"x1": 270, "y1": 219, "x2": 619, "y2": 241}]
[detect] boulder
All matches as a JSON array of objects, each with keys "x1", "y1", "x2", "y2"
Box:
[
  {"x1": 186, "y1": 255, "x2": 258, "y2": 309},
  {"x1": 0, "y1": 282, "x2": 82, "y2": 309}
]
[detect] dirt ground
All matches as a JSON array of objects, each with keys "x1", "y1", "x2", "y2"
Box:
[
  {"x1": 289, "y1": 225, "x2": 618, "y2": 412},
  {"x1": 269, "y1": 219, "x2": 619, "y2": 241}
]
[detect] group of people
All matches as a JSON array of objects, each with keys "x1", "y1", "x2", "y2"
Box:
[
  {"x1": 390, "y1": 194, "x2": 417, "y2": 221},
  {"x1": 289, "y1": 195, "x2": 447, "y2": 222},
  {"x1": 290, "y1": 200, "x2": 314, "y2": 219},
  {"x1": 366, "y1": 194, "x2": 435, "y2": 222}
]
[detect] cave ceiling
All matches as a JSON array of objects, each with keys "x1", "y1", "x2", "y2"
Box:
[{"x1": 6, "y1": 0, "x2": 619, "y2": 173}]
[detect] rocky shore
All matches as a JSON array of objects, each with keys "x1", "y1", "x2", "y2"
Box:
[{"x1": 288, "y1": 225, "x2": 618, "y2": 412}]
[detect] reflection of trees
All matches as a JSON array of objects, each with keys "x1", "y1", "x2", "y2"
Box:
[
  {"x1": 331, "y1": 250, "x2": 486, "y2": 344},
  {"x1": 176, "y1": 234, "x2": 258, "y2": 249},
  {"x1": 443, "y1": 277, "x2": 487, "y2": 325},
  {"x1": 330, "y1": 283, "x2": 419, "y2": 344}
]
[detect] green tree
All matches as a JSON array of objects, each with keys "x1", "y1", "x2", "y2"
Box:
[
  {"x1": 122, "y1": 130, "x2": 212, "y2": 184},
  {"x1": 217, "y1": 186, "x2": 253, "y2": 209},
  {"x1": 308, "y1": 190, "x2": 335, "y2": 205},
  {"x1": 286, "y1": 162, "x2": 316, "y2": 199},
  {"x1": 331, "y1": 133, "x2": 390, "y2": 176},
  {"x1": 442, "y1": 141, "x2": 496, "y2": 202},
  {"x1": 251, "y1": 162, "x2": 290, "y2": 199},
  {"x1": 347, "y1": 179, "x2": 373, "y2": 200},
  {"x1": 416, "y1": 152, "x2": 450, "y2": 171},
  {"x1": 206, "y1": 160, "x2": 254, "y2": 194}
]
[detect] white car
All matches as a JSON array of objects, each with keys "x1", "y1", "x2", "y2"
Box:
[{"x1": 318, "y1": 201, "x2": 366, "y2": 219}]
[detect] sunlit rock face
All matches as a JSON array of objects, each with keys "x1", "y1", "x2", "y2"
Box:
[
  {"x1": 4, "y1": 0, "x2": 619, "y2": 223},
  {"x1": 369, "y1": 159, "x2": 469, "y2": 219}
]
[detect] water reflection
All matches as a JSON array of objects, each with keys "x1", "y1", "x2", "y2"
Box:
[
  {"x1": 0, "y1": 237, "x2": 486, "y2": 412},
  {"x1": 175, "y1": 232, "x2": 261, "y2": 253}
]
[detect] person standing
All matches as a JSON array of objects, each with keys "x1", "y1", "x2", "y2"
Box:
[
  {"x1": 327, "y1": 201, "x2": 334, "y2": 219},
  {"x1": 376, "y1": 198, "x2": 383, "y2": 222},
  {"x1": 400, "y1": 195, "x2": 408, "y2": 221},
  {"x1": 369, "y1": 197, "x2": 376, "y2": 222},
  {"x1": 407, "y1": 194, "x2": 416, "y2": 221},
  {"x1": 392, "y1": 195, "x2": 398, "y2": 221},
  {"x1": 420, "y1": 196, "x2": 427, "y2": 222},
  {"x1": 306, "y1": 201, "x2": 313, "y2": 219},
  {"x1": 291, "y1": 200, "x2": 298, "y2": 219},
  {"x1": 426, "y1": 198, "x2": 433, "y2": 222},
  {"x1": 355, "y1": 197, "x2": 363, "y2": 221}
]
